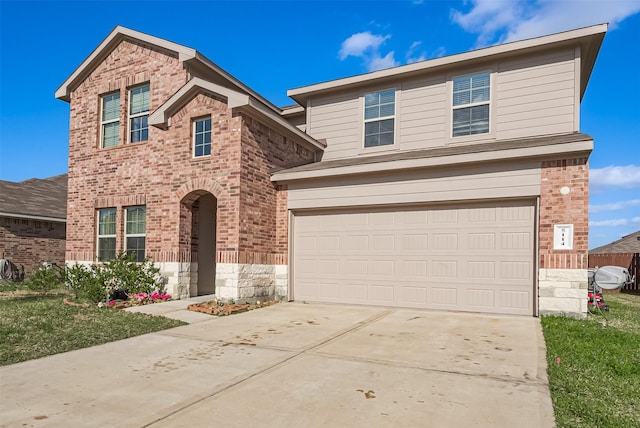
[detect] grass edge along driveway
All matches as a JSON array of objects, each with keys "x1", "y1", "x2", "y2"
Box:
[
  {"x1": 542, "y1": 293, "x2": 640, "y2": 428},
  {"x1": 0, "y1": 295, "x2": 186, "y2": 366}
]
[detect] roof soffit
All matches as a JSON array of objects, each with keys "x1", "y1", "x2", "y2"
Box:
[
  {"x1": 149, "y1": 77, "x2": 249, "y2": 129},
  {"x1": 271, "y1": 133, "x2": 593, "y2": 182}
]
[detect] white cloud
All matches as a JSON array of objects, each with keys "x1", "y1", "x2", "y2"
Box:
[
  {"x1": 339, "y1": 32, "x2": 390, "y2": 60},
  {"x1": 368, "y1": 51, "x2": 399, "y2": 71},
  {"x1": 590, "y1": 217, "x2": 640, "y2": 227},
  {"x1": 590, "y1": 165, "x2": 640, "y2": 189},
  {"x1": 406, "y1": 41, "x2": 427, "y2": 64},
  {"x1": 451, "y1": 0, "x2": 640, "y2": 46},
  {"x1": 590, "y1": 218, "x2": 628, "y2": 227},
  {"x1": 339, "y1": 31, "x2": 399, "y2": 72},
  {"x1": 590, "y1": 199, "x2": 640, "y2": 213}
]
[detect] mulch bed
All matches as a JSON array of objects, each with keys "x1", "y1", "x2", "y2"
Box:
[{"x1": 188, "y1": 300, "x2": 278, "y2": 316}]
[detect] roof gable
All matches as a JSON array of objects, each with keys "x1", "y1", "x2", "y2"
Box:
[
  {"x1": 55, "y1": 26, "x2": 280, "y2": 113},
  {"x1": 149, "y1": 77, "x2": 325, "y2": 151},
  {"x1": 55, "y1": 26, "x2": 196, "y2": 102}
]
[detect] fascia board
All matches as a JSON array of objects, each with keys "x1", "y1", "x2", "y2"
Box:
[
  {"x1": 0, "y1": 212, "x2": 66, "y2": 223},
  {"x1": 192, "y1": 52, "x2": 282, "y2": 115},
  {"x1": 271, "y1": 140, "x2": 593, "y2": 182},
  {"x1": 149, "y1": 77, "x2": 249, "y2": 129},
  {"x1": 243, "y1": 98, "x2": 326, "y2": 151},
  {"x1": 147, "y1": 77, "x2": 325, "y2": 152},
  {"x1": 55, "y1": 25, "x2": 196, "y2": 102},
  {"x1": 287, "y1": 24, "x2": 608, "y2": 104}
]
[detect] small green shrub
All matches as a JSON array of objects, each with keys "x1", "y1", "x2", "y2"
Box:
[
  {"x1": 25, "y1": 265, "x2": 64, "y2": 292},
  {"x1": 65, "y1": 263, "x2": 106, "y2": 303},
  {"x1": 64, "y1": 253, "x2": 165, "y2": 303}
]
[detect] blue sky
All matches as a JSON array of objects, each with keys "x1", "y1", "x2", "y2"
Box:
[{"x1": 0, "y1": 0, "x2": 638, "y2": 249}]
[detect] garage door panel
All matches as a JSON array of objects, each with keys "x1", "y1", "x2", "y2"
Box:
[
  {"x1": 399, "y1": 286, "x2": 428, "y2": 305},
  {"x1": 430, "y1": 287, "x2": 458, "y2": 306},
  {"x1": 293, "y1": 202, "x2": 534, "y2": 315},
  {"x1": 466, "y1": 288, "x2": 496, "y2": 308}
]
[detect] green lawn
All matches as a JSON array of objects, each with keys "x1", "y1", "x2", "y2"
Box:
[
  {"x1": 0, "y1": 294, "x2": 186, "y2": 366},
  {"x1": 542, "y1": 292, "x2": 640, "y2": 428}
]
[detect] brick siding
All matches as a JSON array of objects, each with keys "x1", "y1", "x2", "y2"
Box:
[
  {"x1": 65, "y1": 39, "x2": 314, "y2": 269},
  {"x1": 539, "y1": 157, "x2": 589, "y2": 269},
  {"x1": 1, "y1": 217, "x2": 65, "y2": 277}
]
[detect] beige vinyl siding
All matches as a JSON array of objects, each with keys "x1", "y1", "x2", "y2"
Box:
[
  {"x1": 496, "y1": 49, "x2": 576, "y2": 139},
  {"x1": 287, "y1": 160, "x2": 541, "y2": 210},
  {"x1": 399, "y1": 75, "x2": 447, "y2": 149},
  {"x1": 304, "y1": 48, "x2": 578, "y2": 156},
  {"x1": 307, "y1": 91, "x2": 360, "y2": 160}
]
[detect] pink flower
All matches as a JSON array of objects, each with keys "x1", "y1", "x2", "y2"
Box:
[{"x1": 556, "y1": 357, "x2": 561, "y2": 364}]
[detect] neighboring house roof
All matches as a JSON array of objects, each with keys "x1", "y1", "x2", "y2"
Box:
[
  {"x1": 288, "y1": 24, "x2": 607, "y2": 105},
  {"x1": 272, "y1": 132, "x2": 593, "y2": 182},
  {"x1": 0, "y1": 174, "x2": 67, "y2": 222},
  {"x1": 590, "y1": 231, "x2": 640, "y2": 254}
]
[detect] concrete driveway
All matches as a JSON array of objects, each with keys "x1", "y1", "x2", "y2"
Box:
[{"x1": 0, "y1": 303, "x2": 555, "y2": 427}]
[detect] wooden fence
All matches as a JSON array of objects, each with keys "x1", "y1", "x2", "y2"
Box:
[{"x1": 588, "y1": 252, "x2": 640, "y2": 292}]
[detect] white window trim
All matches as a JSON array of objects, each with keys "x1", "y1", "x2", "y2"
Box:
[
  {"x1": 124, "y1": 206, "x2": 146, "y2": 262},
  {"x1": 128, "y1": 84, "x2": 150, "y2": 144},
  {"x1": 362, "y1": 88, "x2": 397, "y2": 150},
  {"x1": 192, "y1": 116, "x2": 212, "y2": 158},
  {"x1": 100, "y1": 91, "x2": 120, "y2": 148},
  {"x1": 447, "y1": 69, "x2": 495, "y2": 144},
  {"x1": 97, "y1": 208, "x2": 116, "y2": 262}
]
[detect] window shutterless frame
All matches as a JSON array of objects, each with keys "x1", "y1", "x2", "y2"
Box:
[
  {"x1": 128, "y1": 84, "x2": 150, "y2": 143},
  {"x1": 193, "y1": 116, "x2": 212, "y2": 157},
  {"x1": 100, "y1": 92, "x2": 120, "y2": 148},
  {"x1": 124, "y1": 206, "x2": 146, "y2": 262},
  {"x1": 97, "y1": 208, "x2": 117, "y2": 262},
  {"x1": 451, "y1": 71, "x2": 491, "y2": 138},
  {"x1": 363, "y1": 89, "x2": 396, "y2": 148}
]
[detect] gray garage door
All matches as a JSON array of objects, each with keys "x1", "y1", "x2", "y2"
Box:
[{"x1": 292, "y1": 201, "x2": 535, "y2": 315}]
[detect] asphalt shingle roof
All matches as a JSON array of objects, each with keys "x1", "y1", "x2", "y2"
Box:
[
  {"x1": 590, "y1": 231, "x2": 640, "y2": 254},
  {"x1": 0, "y1": 174, "x2": 67, "y2": 220}
]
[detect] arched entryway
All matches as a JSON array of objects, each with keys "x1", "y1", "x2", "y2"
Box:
[{"x1": 180, "y1": 190, "x2": 217, "y2": 296}]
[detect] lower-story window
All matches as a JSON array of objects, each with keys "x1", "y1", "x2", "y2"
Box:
[
  {"x1": 97, "y1": 208, "x2": 116, "y2": 262},
  {"x1": 125, "y1": 206, "x2": 146, "y2": 262}
]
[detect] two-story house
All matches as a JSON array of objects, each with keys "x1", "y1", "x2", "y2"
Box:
[{"x1": 56, "y1": 24, "x2": 607, "y2": 318}]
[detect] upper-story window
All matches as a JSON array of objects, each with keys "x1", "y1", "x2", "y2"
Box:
[
  {"x1": 364, "y1": 89, "x2": 395, "y2": 148},
  {"x1": 452, "y1": 72, "x2": 490, "y2": 137},
  {"x1": 97, "y1": 208, "x2": 116, "y2": 261},
  {"x1": 125, "y1": 206, "x2": 146, "y2": 262},
  {"x1": 129, "y1": 84, "x2": 150, "y2": 143},
  {"x1": 100, "y1": 92, "x2": 120, "y2": 148},
  {"x1": 193, "y1": 117, "x2": 212, "y2": 157}
]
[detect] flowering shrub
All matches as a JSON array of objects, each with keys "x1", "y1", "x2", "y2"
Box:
[
  {"x1": 108, "y1": 291, "x2": 171, "y2": 307},
  {"x1": 65, "y1": 252, "x2": 166, "y2": 303}
]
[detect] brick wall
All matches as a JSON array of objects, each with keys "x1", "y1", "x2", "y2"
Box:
[
  {"x1": 539, "y1": 157, "x2": 589, "y2": 269},
  {"x1": 238, "y1": 114, "x2": 314, "y2": 264},
  {"x1": 538, "y1": 156, "x2": 589, "y2": 317},
  {"x1": 65, "y1": 39, "x2": 315, "y2": 272},
  {"x1": 0, "y1": 217, "x2": 65, "y2": 277},
  {"x1": 66, "y1": 39, "x2": 190, "y2": 262}
]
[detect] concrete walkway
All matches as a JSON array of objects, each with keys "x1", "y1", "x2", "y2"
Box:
[{"x1": 0, "y1": 302, "x2": 555, "y2": 427}]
